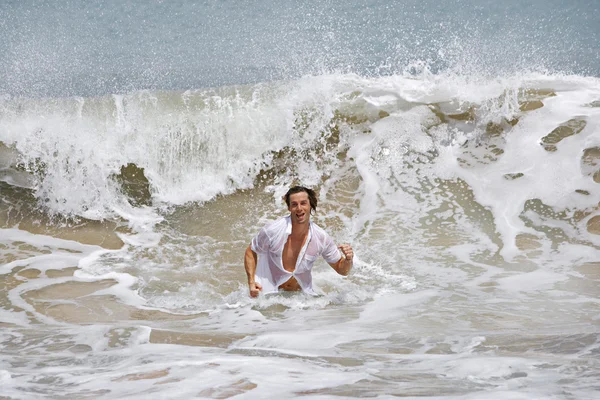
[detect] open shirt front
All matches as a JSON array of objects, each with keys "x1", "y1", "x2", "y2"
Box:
[{"x1": 251, "y1": 216, "x2": 341, "y2": 295}]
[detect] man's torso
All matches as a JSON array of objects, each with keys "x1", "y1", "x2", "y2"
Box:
[
  {"x1": 280, "y1": 233, "x2": 309, "y2": 291},
  {"x1": 251, "y1": 216, "x2": 340, "y2": 294}
]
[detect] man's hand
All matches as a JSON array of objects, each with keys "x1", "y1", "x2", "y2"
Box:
[
  {"x1": 249, "y1": 281, "x2": 262, "y2": 298},
  {"x1": 328, "y1": 244, "x2": 353, "y2": 276},
  {"x1": 338, "y1": 244, "x2": 354, "y2": 261}
]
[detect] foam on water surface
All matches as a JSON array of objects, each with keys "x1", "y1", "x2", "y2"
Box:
[
  {"x1": 1, "y1": 71, "x2": 599, "y2": 398},
  {"x1": 1, "y1": 2, "x2": 599, "y2": 395}
]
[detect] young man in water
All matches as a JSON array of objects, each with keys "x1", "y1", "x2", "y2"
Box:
[{"x1": 244, "y1": 186, "x2": 354, "y2": 297}]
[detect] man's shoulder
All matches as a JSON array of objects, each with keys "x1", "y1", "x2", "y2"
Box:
[
  {"x1": 261, "y1": 215, "x2": 289, "y2": 232},
  {"x1": 309, "y1": 221, "x2": 330, "y2": 238}
]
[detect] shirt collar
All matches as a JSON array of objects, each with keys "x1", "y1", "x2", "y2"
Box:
[{"x1": 284, "y1": 215, "x2": 312, "y2": 236}]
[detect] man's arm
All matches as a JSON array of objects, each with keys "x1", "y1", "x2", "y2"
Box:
[
  {"x1": 328, "y1": 244, "x2": 353, "y2": 276},
  {"x1": 244, "y1": 245, "x2": 262, "y2": 297}
]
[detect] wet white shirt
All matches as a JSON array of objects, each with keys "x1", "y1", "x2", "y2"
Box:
[{"x1": 251, "y1": 216, "x2": 341, "y2": 295}]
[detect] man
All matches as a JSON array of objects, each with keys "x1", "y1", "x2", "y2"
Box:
[{"x1": 244, "y1": 186, "x2": 354, "y2": 297}]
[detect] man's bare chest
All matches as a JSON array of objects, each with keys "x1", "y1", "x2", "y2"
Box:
[{"x1": 281, "y1": 235, "x2": 307, "y2": 272}]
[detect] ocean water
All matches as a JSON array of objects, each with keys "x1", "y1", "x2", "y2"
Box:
[{"x1": 1, "y1": 1, "x2": 599, "y2": 398}]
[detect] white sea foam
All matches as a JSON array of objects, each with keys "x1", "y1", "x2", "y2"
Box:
[{"x1": 1, "y1": 71, "x2": 599, "y2": 399}]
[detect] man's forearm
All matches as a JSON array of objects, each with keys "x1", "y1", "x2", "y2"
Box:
[
  {"x1": 335, "y1": 257, "x2": 352, "y2": 276},
  {"x1": 244, "y1": 246, "x2": 258, "y2": 283}
]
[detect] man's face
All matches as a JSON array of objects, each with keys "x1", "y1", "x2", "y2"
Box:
[{"x1": 288, "y1": 192, "x2": 311, "y2": 225}]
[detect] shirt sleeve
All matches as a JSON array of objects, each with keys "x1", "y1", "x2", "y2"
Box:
[
  {"x1": 251, "y1": 226, "x2": 271, "y2": 254},
  {"x1": 321, "y1": 233, "x2": 342, "y2": 264}
]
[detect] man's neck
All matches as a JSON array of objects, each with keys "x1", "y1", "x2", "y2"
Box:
[{"x1": 290, "y1": 220, "x2": 309, "y2": 239}]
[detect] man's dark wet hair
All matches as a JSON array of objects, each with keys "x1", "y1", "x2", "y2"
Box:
[{"x1": 284, "y1": 186, "x2": 317, "y2": 214}]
